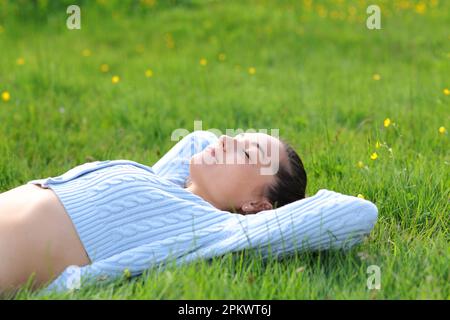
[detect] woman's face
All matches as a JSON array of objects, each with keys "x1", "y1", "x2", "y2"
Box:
[{"x1": 189, "y1": 132, "x2": 287, "y2": 213}]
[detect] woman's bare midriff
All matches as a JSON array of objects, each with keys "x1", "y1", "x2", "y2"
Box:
[{"x1": 0, "y1": 184, "x2": 91, "y2": 292}]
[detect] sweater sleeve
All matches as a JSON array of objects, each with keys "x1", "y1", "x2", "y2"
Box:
[
  {"x1": 191, "y1": 189, "x2": 379, "y2": 259},
  {"x1": 152, "y1": 131, "x2": 218, "y2": 187}
]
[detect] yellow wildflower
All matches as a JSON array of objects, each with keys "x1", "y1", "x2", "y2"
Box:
[
  {"x1": 100, "y1": 64, "x2": 109, "y2": 73},
  {"x1": 443, "y1": 88, "x2": 450, "y2": 96},
  {"x1": 438, "y1": 126, "x2": 446, "y2": 134},
  {"x1": 348, "y1": 6, "x2": 357, "y2": 16},
  {"x1": 384, "y1": 118, "x2": 391, "y2": 127},
  {"x1": 1, "y1": 91, "x2": 10, "y2": 102},
  {"x1": 357, "y1": 194, "x2": 365, "y2": 199},
  {"x1": 357, "y1": 161, "x2": 364, "y2": 168},
  {"x1": 199, "y1": 58, "x2": 207, "y2": 66},
  {"x1": 415, "y1": 2, "x2": 426, "y2": 14},
  {"x1": 370, "y1": 152, "x2": 378, "y2": 160},
  {"x1": 82, "y1": 49, "x2": 91, "y2": 57},
  {"x1": 317, "y1": 5, "x2": 327, "y2": 18},
  {"x1": 145, "y1": 69, "x2": 153, "y2": 78},
  {"x1": 16, "y1": 57, "x2": 25, "y2": 66},
  {"x1": 372, "y1": 74, "x2": 381, "y2": 81},
  {"x1": 248, "y1": 67, "x2": 256, "y2": 75},
  {"x1": 140, "y1": 0, "x2": 156, "y2": 7},
  {"x1": 111, "y1": 75, "x2": 120, "y2": 84}
]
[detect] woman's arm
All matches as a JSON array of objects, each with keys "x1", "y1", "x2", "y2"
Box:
[{"x1": 152, "y1": 130, "x2": 218, "y2": 187}]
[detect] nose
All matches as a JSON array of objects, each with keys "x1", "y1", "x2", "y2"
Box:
[{"x1": 219, "y1": 135, "x2": 238, "y2": 152}]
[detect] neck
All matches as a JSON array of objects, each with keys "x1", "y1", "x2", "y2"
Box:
[{"x1": 185, "y1": 183, "x2": 224, "y2": 210}]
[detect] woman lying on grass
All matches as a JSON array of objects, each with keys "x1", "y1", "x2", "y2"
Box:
[{"x1": 0, "y1": 131, "x2": 307, "y2": 294}]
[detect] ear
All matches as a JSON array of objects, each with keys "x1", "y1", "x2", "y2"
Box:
[{"x1": 241, "y1": 198, "x2": 273, "y2": 214}]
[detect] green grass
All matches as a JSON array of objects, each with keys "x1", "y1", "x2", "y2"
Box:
[{"x1": 0, "y1": 0, "x2": 449, "y2": 299}]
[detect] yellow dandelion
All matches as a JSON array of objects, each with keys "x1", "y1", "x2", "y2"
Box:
[
  {"x1": 81, "y1": 49, "x2": 91, "y2": 57},
  {"x1": 348, "y1": 6, "x2": 357, "y2": 16},
  {"x1": 100, "y1": 64, "x2": 109, "y2": 73},
  {"x1": 384, "y1": 118, "x2": 391, "y2": 127},
  {"x1": 443, "y1": 88, "x2": 450, "y2": 96},
  {"x1": 415, "y1": 2, "x2": 426, "y2": 14},
  {"x1": 111, "y1": 75, "x2": 120, "y2": 84},
  {"x1": 145, "y1": 69, "x2": 153, "y2": 78},
  {"x1": 317, "y1": 5, "x2": 327, "y2": 18},
  {"x1": 1, "y1": 91, "x2": 10, "y2": 102},
  {"x1": 372, "y1": 73, "x2": 381, "y2": 81},
  {"x1": 0, "y1": 25, "x2": 4, "y2": 33},
  {"x1": 218, "y1": 53, "x2": 226, "y2": 61},
  {"x1": 199, "y1": 58, "x2": 207, "y2": 66},
  {"x1": 357, "y1": 194, "x2": 365, "y2": 199},
  {"x1": 357, "y1": 161, "x2": 364, "y2": 168},
  {"x1": 438, "y1": 126, "x2": 446, "y2": 134},
  {"x1": 248, "y1": 67, "x2": 256, "y2": 75},
  {"x1": 397, "y1": 0, "x2": 411, "y2": 9},
  {"x1": 370, "y1": 152, "x2": 378, "y2": 160},
  {"x1": 375, "y1": 141, "x2": 381, "y2": 149},
  {"x1": 140, "y1": 0, "x2": 156, "y2": 7},
  {"x1": 16, "y1": 57, "x2": 25, "y2": 66}
]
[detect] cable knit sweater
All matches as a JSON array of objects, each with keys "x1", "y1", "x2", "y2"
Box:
[{"x1": 27, "y1": 131, "x2": 378, "y2": 293}]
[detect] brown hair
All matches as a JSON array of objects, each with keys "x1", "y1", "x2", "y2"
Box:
[{"x1": 264, "y1": 141, "x2": 307, "y2": 208}]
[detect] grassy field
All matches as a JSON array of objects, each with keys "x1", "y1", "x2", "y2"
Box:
[{"x1": 0, "y1": 0, "x2": 448, "y2": 299}]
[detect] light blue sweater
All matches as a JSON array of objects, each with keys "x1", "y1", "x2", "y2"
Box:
[{"x1": 27, "y1": 131, "x2": 378, "y2": 293}]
